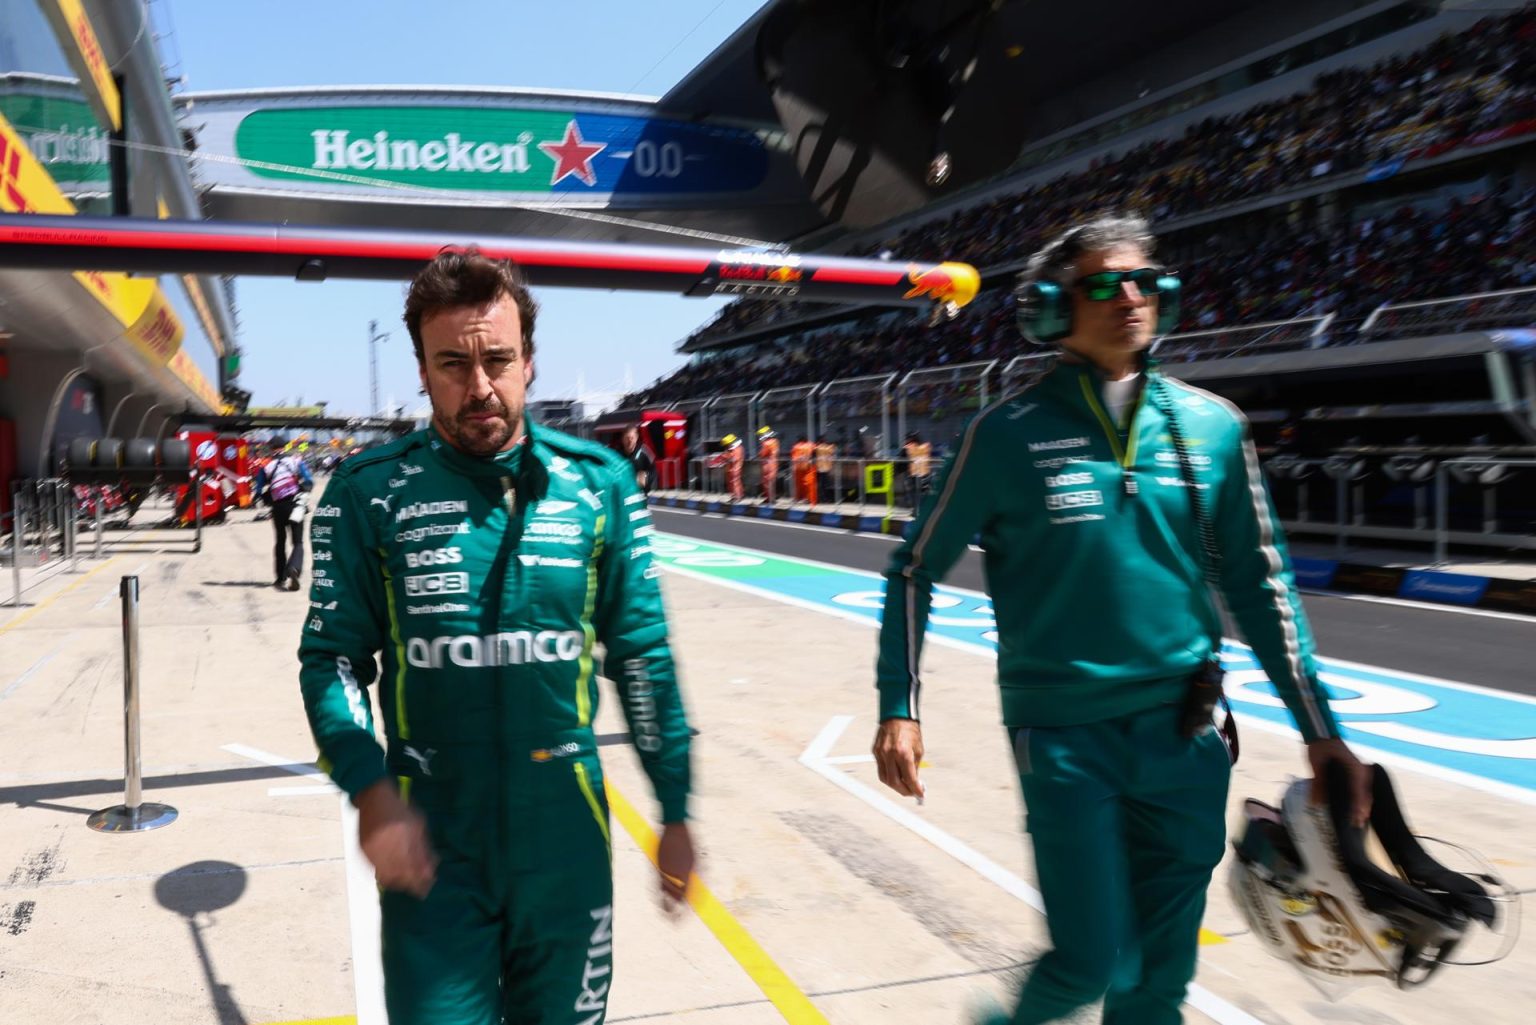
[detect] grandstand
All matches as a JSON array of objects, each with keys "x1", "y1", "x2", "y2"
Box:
[{"x1": 617, "y1": 1, "x2": 1536, "y2": 548}]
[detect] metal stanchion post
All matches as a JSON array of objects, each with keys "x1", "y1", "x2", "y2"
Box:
[
  {"x1": 88, "y1": 575, "x2": 178, "y2": 833},
  {"x1": 194, "y1": 473, "x2": 204, "y2": 553},
  {"x1": 8, "y1": 502, "x2": 21, "y2": 607},
  {"x1": 95, "y1": 494, "x2": 104, "y2": 559},
  {"x1": 1434, "y1": 464, "x2": 1448, "y2": 567}
]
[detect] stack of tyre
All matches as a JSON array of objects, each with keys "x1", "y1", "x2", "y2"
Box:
[{"x1": 64, "y1": 436, "x2": 192, "y2": 482}]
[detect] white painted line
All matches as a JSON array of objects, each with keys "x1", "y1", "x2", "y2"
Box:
[
  {"x1": 221, "y1": 742, "x2": 330, "y2": 783},
  {"x1": 820, "y1": 753, "x2": 876, "y2": 765},
  {"x1": 1302, "y1": 587, "x2": 1536, "y2": 624},
  {"x1": 92, "y1": 563, "x2": 148, "y2": 610},
  {"x1": 343, "y1": 795, "x2": 386, "y2": 1025},
  {"x1": 801, "y1": 716, "x2": 1043, "y2": 918},
  {"x1": 269, "y1": 783, "x2": 341, "y2": 797},
  {"x1": 802, "y1": 716, "x2": 1271, "y2": 1025},
  {"x1": 226, "y1": 742, "x2": 383, "y2": 1024},
  {"x1": 1231, "y1": 715, "x2": 1536, "y2": 807},
  {"x1": 1, "y1": 648, "x2": 59, "y2": 701},
  {"x1": 858, "y1": 533, "x2": 902, "y2": 542},
  {"x1": 659, "y1": 534, "x2": 1536, "y2": 805}
]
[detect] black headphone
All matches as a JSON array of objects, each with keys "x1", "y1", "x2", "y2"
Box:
[{"x1": 1015, "y1": 225, "x2": 1182, "y2": 344}]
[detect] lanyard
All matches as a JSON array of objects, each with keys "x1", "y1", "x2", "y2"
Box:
[{"x1": 1077, "y1": 373, "x2": 1145, "y2": 496}]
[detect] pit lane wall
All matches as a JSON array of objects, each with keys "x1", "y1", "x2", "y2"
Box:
[{"x1": 646, "y1": 494, "x2": 1536, "y2": 616}]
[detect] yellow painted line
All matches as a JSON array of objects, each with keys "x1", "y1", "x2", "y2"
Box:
[
  {"x1": 605, "y1": 782, "x2": 830, "y2": 1025},
  {"x1": 0, "y1": 556, "x2": 121, "y2": 637},
  {"x1": 1199, "y1": 927, "x2": 1227, "y2": 945},
  {"x1": 251, "y1": 1018, "x2": 355, "y2": 1025}
]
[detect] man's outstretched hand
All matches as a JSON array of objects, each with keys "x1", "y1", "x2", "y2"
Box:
[
  {"x1": 356, "y1": 780, "x2": 438, "y2": 898},
  {"x1": 873, "y1": 717, "x2": 926, "y2": 800},
  {"x1": 656, "y1": 821, "x2": 695, "y2": 913}
]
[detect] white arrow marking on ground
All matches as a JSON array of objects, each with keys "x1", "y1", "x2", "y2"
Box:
[
  {"x1": 226, "y1": 742, "x2": 383, "y2": 1025},
  {"x1": 801, "y1": 715, "x2": 1274, "y2": 1025},
  {"x1": 1343, "y1": 721, "x2": 1536, "y2": 758}
]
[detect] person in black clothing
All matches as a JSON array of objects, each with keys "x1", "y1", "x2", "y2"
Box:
[
  {"x1": 256, "y1": 445, "x2": 313, "y2": 590},
  {"x1": 622, "y1": 426, "x2": 655, "y2": 493}
]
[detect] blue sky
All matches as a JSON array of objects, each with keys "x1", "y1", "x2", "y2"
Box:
[{"x1": 165, "y1": 0, "x2": 768, "y2": 415}]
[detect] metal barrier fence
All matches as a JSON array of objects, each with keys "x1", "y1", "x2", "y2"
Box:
[
  {"x1": 5, "y1": 479, "x2": 81, "y2": 607},
  {"x1": 755, "y1": 383, "x2": 820, "y2": 443},
  {"x1": 704, "y1": 390, "x2": 760, "y2": 449},
  {"x1": 1154, "y1": 314, "x2": 1334, "y2": 361},
  {"x1": 659, "y1": 455, "x2": 906, "y2": 511},
  {"x1": 818, "y1": 373, "x2": 895, "y2": 456},
  {"x1": 897, "y1": 360, "x2": 996, "y2": 449},
  {"x1": 1261, "y1": 453, "x2": 1535, "y2": 561},
  {"x1": 1360, "y1": 286, "x2": 1536, "y2": 341}
]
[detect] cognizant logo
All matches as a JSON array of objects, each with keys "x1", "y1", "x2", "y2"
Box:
[{"x1": 406, "y1": 631, "x2": 584, "y2": 668}]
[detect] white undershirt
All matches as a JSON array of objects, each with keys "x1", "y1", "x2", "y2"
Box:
[{"x1": 1102, "y1": 373, "x2": 1141, "y2": 427}]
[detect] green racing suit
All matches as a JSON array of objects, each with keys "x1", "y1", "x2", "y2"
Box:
[
  {"x1": 299, "y1": 420, "x2": 690, "y2": 1025},
  {"x1": 876, "y1": 357, "x2": 1340, "y2": 1024}
]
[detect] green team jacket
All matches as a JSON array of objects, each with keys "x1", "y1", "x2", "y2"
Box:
[
  {"x1": 298, "y1": 420, "x2": 691, "y2": 822},
  {"x1": 876, "y1": 358, "x2": 1341, "y2": 743}
]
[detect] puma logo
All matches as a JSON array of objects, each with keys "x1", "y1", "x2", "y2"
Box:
[
  {"x1": 403, "y1": 745, "x2": 437, "y2": 776},
  {"x1": 370, "y1": 496, "x2": 395, "y2": 513}
]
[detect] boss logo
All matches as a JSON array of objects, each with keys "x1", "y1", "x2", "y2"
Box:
[
  {"x1": 1045, "y1": 472, "x2": 1093, "y2": 488},
  {"x1": 404, "y1": 572, "x2": 469, "y2": 596},
  {"x1": 404, "y1": 547, "x2": 463, "y2": 568}
]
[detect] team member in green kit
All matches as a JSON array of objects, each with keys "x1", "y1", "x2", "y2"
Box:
[
  {"x1": 871, "y1": 214, "x2": 1372, "y2": 1024},
  {"x1": 298, "y1": 248, "x2": 693, "y2": 1025}
]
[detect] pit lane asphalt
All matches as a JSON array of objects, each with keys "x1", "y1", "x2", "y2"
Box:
[{"x1": 651, "y1": 507, "x2": 1535, "y2": 699}]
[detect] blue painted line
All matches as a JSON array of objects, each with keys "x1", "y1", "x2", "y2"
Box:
[{"x1": 653, "y1": 533, "x2": 1536, "y2": 797}]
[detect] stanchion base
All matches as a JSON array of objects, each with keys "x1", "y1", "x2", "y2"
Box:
[{"x1": 87, "y1": 803, "x2": 179, "y2": 833}]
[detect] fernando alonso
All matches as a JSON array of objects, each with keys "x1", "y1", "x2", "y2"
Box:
[{"x1": 298, "y1": 249, "x2": 692, "y2": 1025}]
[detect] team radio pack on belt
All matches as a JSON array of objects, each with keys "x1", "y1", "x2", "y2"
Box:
[{"x1": 0, "y1": 212, "x2": 980, "y2": 312}]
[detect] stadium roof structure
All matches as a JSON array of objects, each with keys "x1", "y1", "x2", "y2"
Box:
[{"x1": 172, "y1": 0, "x2": 1306, "y2": 248}]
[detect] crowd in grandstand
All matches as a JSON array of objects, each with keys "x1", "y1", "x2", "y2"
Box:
[
  {"x1": 631, "y1": 180, "x2": 1536, "y2": 406},
  {"x1": 673, "y1": 4, "x2": 1536, "y2": 354}
]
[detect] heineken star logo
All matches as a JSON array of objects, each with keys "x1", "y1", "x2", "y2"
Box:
[{"x1": 538, "y1": 120, "x2": 605, "y2": 187}]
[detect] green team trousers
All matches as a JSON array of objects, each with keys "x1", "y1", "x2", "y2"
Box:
[
  {"x1": 1005, "y1": 702, "x2": 1232, "y2": 1025},
  {"x1": 379, "y1": 742, "x2": 616, "y2": 1025}
]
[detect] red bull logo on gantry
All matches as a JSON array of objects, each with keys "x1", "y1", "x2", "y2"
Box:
[{"x1": 904, "y1": 261, "x2": 980, "y2": 308}]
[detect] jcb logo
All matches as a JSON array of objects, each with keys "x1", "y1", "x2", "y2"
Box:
[
  {"x1": 1045, "y1": 472, "x2": 1093, "y2": 488},
  {"x1": 404, "y1": 572, "x2": 469, "y2": 596}
]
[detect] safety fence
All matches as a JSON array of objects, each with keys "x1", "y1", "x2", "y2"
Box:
[
  {"x1": 1360, "y1": 286, "x2": 1536, "y2": 341},
  {"x1": 649, "y1": 449, "x2": 1535, "y2": 559},
  {"x1": 1154, "y1": 314, "x2": 1335, "y2": 361}
]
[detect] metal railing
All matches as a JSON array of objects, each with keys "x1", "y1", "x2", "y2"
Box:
[
  {"x1": 1359, "y1": 286, "x2": 1536, "y2": 341},
  {"x1": 897, "y1": 360, "x2": 997, "y2": 446},
  {"x1": 818, "y1": 373, "x2": 896, "y2": 456},
  {"x1": 1154, "y1": 313, "x2": 1335, "y2": 361},
  {"x1": 1262, "y1": 452, "x2": 1535, "y2": 561}
]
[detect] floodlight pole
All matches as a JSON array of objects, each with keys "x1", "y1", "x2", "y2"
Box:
[{"x1": 367, "y1": 320, "x2": 389, "y2": 416}]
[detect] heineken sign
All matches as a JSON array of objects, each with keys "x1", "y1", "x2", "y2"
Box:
[{"x1": 232, "y1": 106, "x2": 768, "y2": 195}]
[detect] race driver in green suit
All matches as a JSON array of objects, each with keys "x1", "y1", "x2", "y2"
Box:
[
  {"x1": 298, "y1": 248, "x2": 693, "y2": 1025},
  {"x1": 871, "y1": 214, "x2": 1371, "y2": 1025}
]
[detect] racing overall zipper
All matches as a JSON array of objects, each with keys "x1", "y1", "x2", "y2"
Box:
[{"x1": 1077, "y1": 373, "x2": 1146, "y2": 497}]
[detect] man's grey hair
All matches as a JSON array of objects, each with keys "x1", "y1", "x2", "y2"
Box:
[{"x1": 1019, "y1": 213, "x2": 1157, "y2": 289}]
